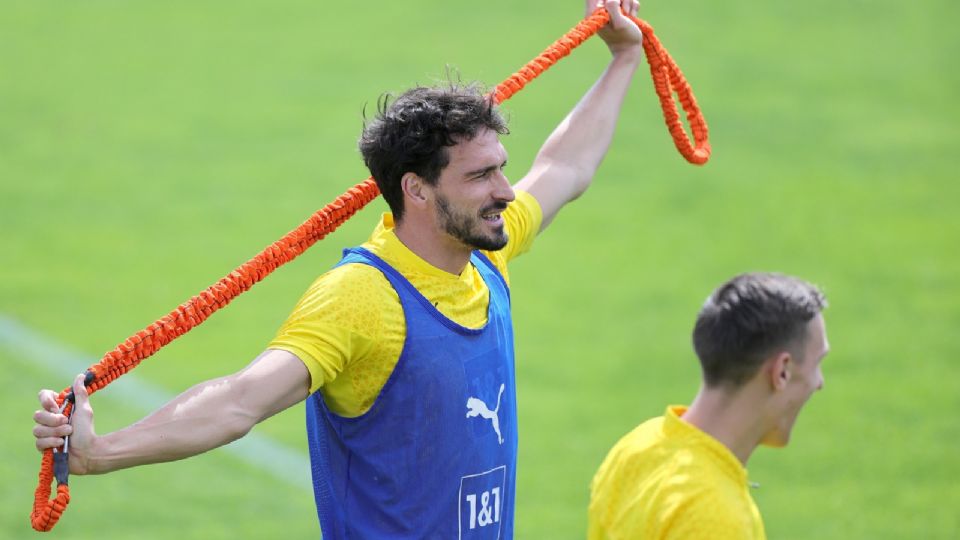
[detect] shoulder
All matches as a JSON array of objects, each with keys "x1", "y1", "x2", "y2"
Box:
[
  {"x1": 592, "y1": 417, "x2": 667, "y2": 494},
  {"x1": 651, "y1": 449, "x2": 759, "y2": 539},
  {"x1": 591, "y1": 417, "x2": 756, "y2": 538},
  {"x1": 497, "y1": 190, "x2": 544, "y2": 259},
  {"x1": 508, "y1": 189, "x2": 543, "y2": 225},
  {"x1": 309, "y1": 262, "x2": 394, "y2": 299},
  {"x1": 656, "y1": 490, "x2": 760, "y2": 540},
  {"x1": 506, "y1": 190, "x2": 542, "y2": 244},
  {"x1": 287, "y1": 262, "x2": 399, "y2": 325}
]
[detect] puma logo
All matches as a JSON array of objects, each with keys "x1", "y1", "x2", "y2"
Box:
[{"x1": 466, "y1": 383, "x2": 505, "y2": 444}]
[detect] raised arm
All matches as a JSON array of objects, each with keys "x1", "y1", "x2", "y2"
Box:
[
  {"x1": 33, "y1": 348, "x2": 310, "y2": 474},
  {"x1": 513, "y1": 0, "x2": 643, "y2": 231}
]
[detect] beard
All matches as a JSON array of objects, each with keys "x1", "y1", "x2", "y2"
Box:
[{"x1": 435, "y1": 193, "x2": 509, "y2": 251}]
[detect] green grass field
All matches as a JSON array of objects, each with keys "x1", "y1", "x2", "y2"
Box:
[{"x1": 2, "y1": 1, "x2": 958, "y2": 538}]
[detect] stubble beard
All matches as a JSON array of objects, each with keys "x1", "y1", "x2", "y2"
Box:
[{"x1": 436, "y1": 193, "x2": 509, "y2": 251}]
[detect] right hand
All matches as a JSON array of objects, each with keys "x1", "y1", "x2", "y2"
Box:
[
  {"x1": 586, "y1": 0, "x2": 644, "y2": 58},
  {"x1": 33, "y1": 374, "x2": 97, "y2": 474}
]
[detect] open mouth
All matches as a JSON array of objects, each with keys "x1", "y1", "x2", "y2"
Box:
[
  {"x1": 481, "y1": 204, "x2": 508, "y2": 225},
  {"x1": 481, "y1": 211, "x2": 503, "y2": 224}
]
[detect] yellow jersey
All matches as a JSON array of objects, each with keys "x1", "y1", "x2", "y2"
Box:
[
  {"x1": 268, "y1": 191, "x2": 542, "y2": 417},
  {"x1": 588, "y1": 406, "x2": 766, "y2": 540}
]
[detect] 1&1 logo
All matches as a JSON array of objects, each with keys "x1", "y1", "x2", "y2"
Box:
[{"x1": 458, "y1": 466, "x2": 506, "y2": 539}]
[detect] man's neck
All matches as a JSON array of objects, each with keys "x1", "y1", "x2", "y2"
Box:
[
  {"x1": 681, "y1": 385, "x2": 768, "y2": 466},
  {"x1": 394, "y1": 219, "x2": 473, "y2": 275}
]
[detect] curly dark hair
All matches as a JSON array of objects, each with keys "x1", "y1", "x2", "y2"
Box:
[
  {"x1": 692, "y1": 273, "x2": 827, "y2": 388},
  {"x1": 358, "y1": 82, "x2": 509, "y2": 221}
]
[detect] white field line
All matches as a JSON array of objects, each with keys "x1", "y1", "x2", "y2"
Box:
[{"x1": 0, "y1": 314, "x2": 311, "y2": 492}]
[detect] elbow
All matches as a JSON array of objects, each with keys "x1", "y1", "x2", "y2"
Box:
[
  {"x1": 572, "y1": 175, "x2": 594, "y2": 200},
  {"x1": 549, "y1": 156, "x2": 597, "y2": 202},
  {"x1": 566, "y1": 169, "x2": 595, "y2": 202},
  {"x1": 563, "y1": 164, "x2": 599, "y2": 200},
  {"x1": 220, "y1": 404, "x2": 259, "y2": 444}
]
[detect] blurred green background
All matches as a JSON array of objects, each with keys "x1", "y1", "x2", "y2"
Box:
[{"x1": 2, "y1": 0, "x2": 958, "y2": 538}]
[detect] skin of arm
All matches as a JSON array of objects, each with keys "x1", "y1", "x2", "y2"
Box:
[
  {"x1": 33, "y1": 348, "x2": 310, "y2": 475},
  {"x1": 513, "y1": 0, "x2": 644, "y2": 231}
]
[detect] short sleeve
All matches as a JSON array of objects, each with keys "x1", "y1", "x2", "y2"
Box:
[
  {"x1": 500, "y1": 189, "x2": 543, "y2": 262},
  {"x1": 268, "y1": 263, "x2": 396, "y2": 394},
  {"x1": 482, "y1": 190, "x2": 543, "y2": 280}
]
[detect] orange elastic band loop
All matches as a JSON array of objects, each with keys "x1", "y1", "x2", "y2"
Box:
[{"x1": 31, "y1": 8, "x2": 709, "y2": 531}]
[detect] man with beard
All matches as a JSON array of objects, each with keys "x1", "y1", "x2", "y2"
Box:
[{"x1": 33, "y1": 1, "x2": 643, "y2": 537}]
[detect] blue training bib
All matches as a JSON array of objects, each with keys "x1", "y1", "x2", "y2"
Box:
[{"x1": 305, "y1": 247, "x2": 518, "y2": 539}]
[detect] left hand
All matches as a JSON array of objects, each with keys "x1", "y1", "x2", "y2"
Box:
[{"x1": 585, "y1": 0, "x2": 643, "y2": 56}]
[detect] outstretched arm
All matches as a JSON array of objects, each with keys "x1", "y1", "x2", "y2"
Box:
[
  {"x1": 514, "y1": 0, "x2": 644, "y2": 231},
  {"x1": 33, "y1": 348, "x2": 310, "y2": 475}
]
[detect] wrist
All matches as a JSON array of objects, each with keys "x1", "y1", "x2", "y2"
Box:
[
  {"x1": 608, "y1": 44, "x2": 643, "y2": 65},
  {"x1": 77, "y1": 434, "x2": 108, "y2": 475}
]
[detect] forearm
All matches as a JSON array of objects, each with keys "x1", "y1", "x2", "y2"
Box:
[
  {"x1": 85, "y1": 375, "x2": 258, "y2": 474},
  {"x1": 81, "y1": 349, "x2": 310, "y2": 474}
]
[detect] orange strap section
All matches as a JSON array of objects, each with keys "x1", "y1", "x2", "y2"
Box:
[
  {"x1": 494, "y1": 9, "x2": 710, "y2": 163},
  {"x1": 30, "y1": 180, "x2": 380, "y2": 531},
  {"x1": 31, "y1": 450, "x2": 70, "y2": 532},
  {"x1": 31, "y1": 8, "x2": 710, "y2": 531}
]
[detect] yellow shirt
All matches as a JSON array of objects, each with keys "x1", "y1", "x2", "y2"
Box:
[
  {"x1": 268, "y1": 191, "x2": 543, "y2": 417},
  {"x1": 588, "y1": 406, "x2": 766, "y2": 540}
]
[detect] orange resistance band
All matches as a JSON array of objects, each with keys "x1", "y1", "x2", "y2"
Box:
[{"x1": 31, "y1": 7, "x2": 710, "y2": 532}]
